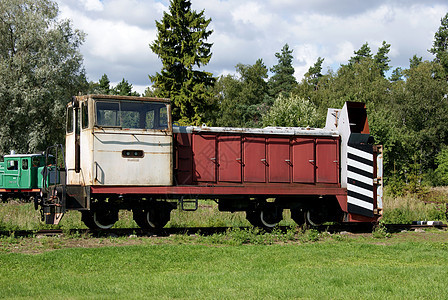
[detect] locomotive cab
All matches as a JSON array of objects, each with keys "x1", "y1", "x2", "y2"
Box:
[
  {"x1": 0, "y1": 153, "x2": 49, "y2": 202},
  {"x1": 65, "y1": 95, "x2": 173, "y2": 188},
  {"x1": 40, "y1": 95, "x2": 173, "y2": 227}
]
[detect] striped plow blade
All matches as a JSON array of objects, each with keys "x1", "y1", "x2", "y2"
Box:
[{"x1": 347, "y1": 144, "x2": 374, "y2": 217}]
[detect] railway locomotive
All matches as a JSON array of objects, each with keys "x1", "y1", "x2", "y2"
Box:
[
  {"x1": 37, "y1": 94, "x2": 383, "y2": 229},
  {"x1": 0, "y1": 152, "x2": 52, "y2": 202}
]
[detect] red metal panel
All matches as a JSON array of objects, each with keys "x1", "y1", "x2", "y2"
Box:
[
  {"x1": 268, "y1": 138, "x2": 290, "y2": 183},
  {"x1": 175, "y1": 133, "x2": 193, "y2": 185},
  {"x1": 218, "y1": 135, "x2": 242, "y2": 182},
  {"x1": 316, "y1": 138, "x2": 339, "y2": 184},
  {"x1": 243, "y1": 137, "x2": 266, "y2": 182},
  {"x1": 292, "y1": 137, "x2": 315, "y2": 183},
  {"x1": 192, "y1": 133, "x2": 216, "y2": 182}
]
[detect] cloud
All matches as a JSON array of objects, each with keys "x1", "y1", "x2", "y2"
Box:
[
  {"x1": 55, "y1": 0, "x2": 448, "y2": 94},
  {"x1": 80, "y1": 0, "x2": 103, "y2": 11}
]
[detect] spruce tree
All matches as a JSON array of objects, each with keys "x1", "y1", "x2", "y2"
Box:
[
  {"x1": 349, "y1": 42, "x2": 372, "y2": 64},
  {"x1": 112, "y1": 78, "x2": 139, "y2": 96},
  {"x1": 409, "y1": 55, "x2": 423, "y2": 69},
  {"x1": 98, "y1": 74, "x2": 111, "y2": 94},
  {"x1": 268, "y1": 44, "x2": 297, "y2": 98},
  {"x1": 304, "y1": 57, "x2": 324, "y2": 89},
  {"x1": 429, "y1": 12, "x2": 448, "y2": 74},
  {"x1": 374, "y1": 41, "x2": 391, "y2": 77},
  {"x1": 149, "y1": 0, "x2": 215, "y2": 125}
]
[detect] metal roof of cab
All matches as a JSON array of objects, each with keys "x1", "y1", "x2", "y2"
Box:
[
  {"x1": 70, "y1": 94, "x2": 171, "y2": 106},
  {"x1": 4, "y1": 153, "x2": 44, "y2": 158}
]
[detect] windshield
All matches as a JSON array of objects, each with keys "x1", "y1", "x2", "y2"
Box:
[{"x1": 95, "y1": 100, "x2": 168, "y2": 130}]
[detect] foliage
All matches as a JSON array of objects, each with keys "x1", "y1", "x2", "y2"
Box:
[
  {"x1": 212, "y1": 59, "x2": 269, "y2": 127},
  {"x1": 373, "y1": 41, "x2": 391, "y2": 76},
  {"x1": 149, "y1": 0, "x2": 215, "y2": 125},
  {"x1": 381, "y1": 191, "x2": 447, "y2": 224},
  {"x1": 112, "y1": 78, "x2": 140, "y2": 96},
  {"x1": 409, "y1": 54, "x2": 423, "y2": 69},
  {"x1": 303, "y1": 56, "x2": 325, "y2": 89},
  {"x1": 348, "y1": 42, "x2": 372, "y2": 64},
  {"x1": 429, "y1": 12, "x2": 448, "y2": 74},
  {"x1": 262, "y1": 94, "x2": 319, "y2": 127},
  {"x1": 372, "y1": 222, "x2": 391, "y2": 238},
  {"x1": 268, "y1": 44, "x2": 297, "y2": 98},
  {"x1": 435, "y1": 146, "x2": 448, "y2": 185},
  {"x1": 98, "y1": 74, "x2": 111, "y2": 94},
  {"x1": 389, "y1": 67, "x2": 403, "y2": 81},
  {"x1": 0, "y1": 0, "x2": 86, "y2": 155}
]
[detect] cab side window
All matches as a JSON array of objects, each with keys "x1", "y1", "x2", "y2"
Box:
[
  {"x1": 32, "y1": 157, "x2": 40, "y2": 167},
  {"x1": 7, "y1": 160, "x2": 18, "y2": 171},
  {"x1": 82, "y1": 102, "x2": 89, "y2": 129},
  {"x1": 67, "y1": 106, "x2": 74, "y2": 133},
  {"x1": 22, "y1": 159, "x2": 29, "y2": 170}
]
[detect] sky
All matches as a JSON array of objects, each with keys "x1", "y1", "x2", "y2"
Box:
[{"x1": 56, "y1": 0, "x2": 448, "y2": 94}]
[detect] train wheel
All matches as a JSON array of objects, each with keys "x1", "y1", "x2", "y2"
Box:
[
  {"x1": 246, "y1": 204, "x2": 283, "y2": 230},
  {"x1": 290, "y1": 208, "x2": 305, "y2": 226},
  {"x1": 133, "y1": 204, "x2": 171, "y2": 229},
  {"x1": 82, "y1": 210, "x2": 118, "y2": 230},
  {"x1": 304, "y1": 208, "x2": 326, "y2": 227},
  {"x1": 245, "y1": 210, "x2": 262, "y2": 227}
]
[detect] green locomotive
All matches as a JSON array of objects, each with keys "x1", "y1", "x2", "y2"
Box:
[{"x1": 0, "y1": 151, "x2": 51, "y2": 202}]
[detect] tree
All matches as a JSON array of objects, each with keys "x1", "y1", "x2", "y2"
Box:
[
  {"x1": 374, "y1": 41, "x2": 391, "y2": 76},
  {"x1": 268, "y1": 44, "x2": 297, "y2": 98},
  {"x1": 435, "y1": 145, "x2": 448, "y2": 185},
  {"x1": 429, "y1": 12, "x2": 448, "y2": 74},
  {"x1": 349, "y1": 42, "x2": 372, "y2": 65},
  {"x1": 0, "y1": 0, "x2": 86, "y2": 155},
  {"x1": 389, "y1": 67, "x2": 403, "y2": 82},
  {"x1": 304, "y1": 57, "x2": 325, "y2": 89},
  {"x1": 112, "y1": 78, "x2": 139, "y2": 96},
  {"x1": 213, "y1": 59, "x2": 269, "y2": 127},
  {"x1": 409, "y1": 55, "x2": 422, "y2": 69},
  {"x1": 396, "y1": 61, "x2": 448, "y2": 170},
  {"x1": 262, "y1": 94, "x2": 319, "y2": 128},
  {"x1": 99, "y1": 74, "x2": 111, "y2": 94},
  {"x1": 149, "y1": 0, "x2": 215, "y2": 125}
]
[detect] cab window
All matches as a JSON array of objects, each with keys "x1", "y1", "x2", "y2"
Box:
[
  {"x1": 96, "y1": 102, "x2": 120, "y2": 127},
  {"x1": 95, "y1": 100, "x2": 169, "y2": 130},
  {"x1": 82, "y1": 101, "x2": 89, "y2": 129},
  {"x1": 67, "y1": 106, "x2": 74, "y2": 133},
  {"x1": 7, "y1": 160, "x2": 18, "y2": 171},
  {"x1": 22, "y1": 159, "x2": 29, "y2": 170},
  {"x1": 32, "y1": 157, "x2": 42, "y2": 167}
]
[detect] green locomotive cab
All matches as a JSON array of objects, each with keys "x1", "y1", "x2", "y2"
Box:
[{"x1": 0, "y1": 152, "x2": 52, "y2": 202}]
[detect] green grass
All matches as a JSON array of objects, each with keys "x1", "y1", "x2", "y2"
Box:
[
  {"x1": 382, "y1": 191, "x2": 448, "y2": 224},
  {"x1": 1, "y1": 199, "x2": 448, "y2": 299},
  {"x1": 0, "y1": 238, "x2": 447, "y2": 299}
]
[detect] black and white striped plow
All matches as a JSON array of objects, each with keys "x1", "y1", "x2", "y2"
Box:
[{"x1": 347, "y1": 144, "x2": 374, "y2": 217}]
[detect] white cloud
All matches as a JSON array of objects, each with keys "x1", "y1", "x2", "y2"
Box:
[
  {"x1": 55, "y1": 0, "x2": 448, "y2": 91},
  {"x1": 80, "y1": 0, "x2": 103, "y2": 11},
  {"x1": 231, "y1": 2, "x2": 273, "y2": 28}
]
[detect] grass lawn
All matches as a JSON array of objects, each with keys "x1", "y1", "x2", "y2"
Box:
[{"x1": 1, "y1": 231, "x2": 447, "y2": 299}]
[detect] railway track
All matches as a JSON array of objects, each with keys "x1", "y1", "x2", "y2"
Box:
[{"x1": 1, "y1": 222, "x2": 446, "y2": 238}]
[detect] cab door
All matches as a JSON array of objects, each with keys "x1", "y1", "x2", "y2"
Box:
[
  {"x1": 4, "y1": 158, "x2": 19, "y2": 188},
  {"x1": 18, "y1": 158, "x2": 31, "y2": 188},
  {"x1": 65, "y1": 102, "x2": 80, "y2": 184}
]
